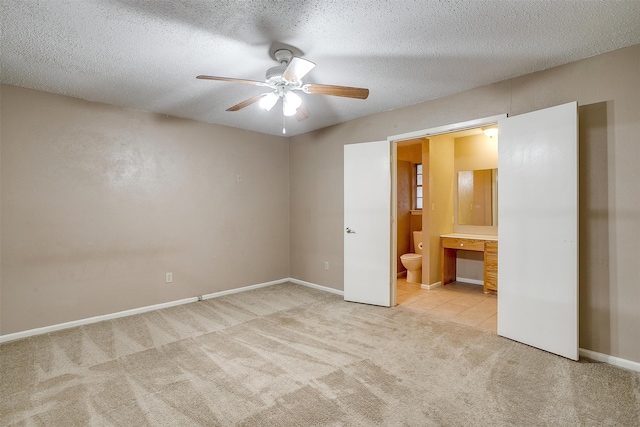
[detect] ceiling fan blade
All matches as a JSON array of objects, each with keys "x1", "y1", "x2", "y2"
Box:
[
  {"x1": 296, "y1": 104, "x2": 311, "y2": 122},
  {"x1": 226, "y1": 93, "x2": 269, "y2": 111},
  {"x1": 302, "y1": 84, "x2": 369, "y2": 99},
  {"x1": 197, "y1": 75, "x2": 269, "y2": 87},
  {"x1": 282, "y1": 57, "x2": 316, "y2": 83}
]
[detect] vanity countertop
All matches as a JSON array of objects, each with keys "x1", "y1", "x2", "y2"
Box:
[{"x1": 441, "y1": 233, "x2": 498, "y2": 241}]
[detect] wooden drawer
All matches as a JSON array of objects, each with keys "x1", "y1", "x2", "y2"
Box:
[
  {"x1": 484, "y1": 270, "x2": 498, "y2": 292},
  {"x1": 441, "y1": 238, "x2": 485, "y2": 251},
  {"x1": 484, "y1": 242, "x2": 498, "y2": 292},
  {"x1": 485, "y1": 252, "x2": 498, "y2": 272}
]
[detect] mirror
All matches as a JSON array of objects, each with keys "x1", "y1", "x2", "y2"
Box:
[{"x1": 458, "y1": 168, "x2": 497, "y2": 226}]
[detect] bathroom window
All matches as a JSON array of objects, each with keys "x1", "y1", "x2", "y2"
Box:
[{"x1": 415, "y1": 163, "x2": 423, "y2": 209}]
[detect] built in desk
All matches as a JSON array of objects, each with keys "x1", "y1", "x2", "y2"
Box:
[{"x1": 440, "y1": 234, "x2": 498, "y2": 294}]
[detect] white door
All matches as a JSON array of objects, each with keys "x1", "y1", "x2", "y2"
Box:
[
  {"x1": 344, "y1": 141, "x2": 391, "y2": 306},
  {"x1": 497, "y1": 102, "x2": 578, "y2": 360}
]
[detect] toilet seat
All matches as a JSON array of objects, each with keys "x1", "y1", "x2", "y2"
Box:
[{"x1": 400, "y1": 253, "x2": 422, "y2": 260}]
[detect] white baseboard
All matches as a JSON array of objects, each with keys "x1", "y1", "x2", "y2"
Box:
[
  {"x1": 421, "y1": 281, "x2": 441, "y2": 290},
  {"x1": 456, "y1": 277, "x2": 484, "y2": 286},
  {"x1": 456, "y1": 277, "x2": 484, "y2": 285},
  {"x1": 0, "y1": 296, "x2": 197, "y2": 344},
  {"x1": 200, "y1": 278, "x2": 288, "y2": 301},
  {"x1": 288, "y1": 278, "x2": 345, "y2": 296},
  {"x1": 579, "y1": 348, "x2": 640, "y2": 373},
  {"x1": 0, "y1": 278, "x2": 292, "y2": 344},
  {"x1": 5, "y1": 280, "x2": 637, "y2": 374}
]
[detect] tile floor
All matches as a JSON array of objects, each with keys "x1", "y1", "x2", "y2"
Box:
[{"x1": 396, "y1": 277, "x2": 497, "y2": 332}]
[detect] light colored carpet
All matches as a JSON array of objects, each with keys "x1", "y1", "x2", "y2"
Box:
[{"x1": 1, "y1": 282, "x2": 639, "y2": 426}]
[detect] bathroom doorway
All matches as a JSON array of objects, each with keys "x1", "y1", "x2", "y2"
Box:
[
  {"x1": 388, "y1": 102, "x2": 579, "y2": 360},
  {"x1": 392, "y1": 125, "x2": 499, "y2": 332},
  {"x1": 396, "y1": 138, "x2": 424, "y2": 289},
  {"x1": 346, "y1": 105, "x2": 578, "y2": 359}
]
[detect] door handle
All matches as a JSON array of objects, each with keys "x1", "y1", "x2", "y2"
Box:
[{"x1": 346, "y1": 227, "x2": 356, "y2": 234}]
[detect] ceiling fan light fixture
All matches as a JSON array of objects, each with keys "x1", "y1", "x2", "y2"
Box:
[
  {"x1": 283, "y1": 102, "x2": 298, "y2": 116},
  {"x1": 259, "y1": 92, "x2": 278, "y2": 111},
  {"x1": 283, "y1": 91, "x2": 302, "y2": 116},
  {"x1": 284, "y1": 91, "x2": 302, "y2": 109}
]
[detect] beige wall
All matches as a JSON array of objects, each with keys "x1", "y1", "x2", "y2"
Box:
[
  {"x1": 289, "y1": 45, "x2": 640, "y2": 363},
  {"x1": 1, "y1": 45, "x2": 638, "y2": 364},
  {"x1": 1, "y1": 85, "x2": 290, "y2": 334}
]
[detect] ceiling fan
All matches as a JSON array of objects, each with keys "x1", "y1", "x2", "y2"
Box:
[{"x1": 197, "y1": 49, "x2": 369, "y2": 133}]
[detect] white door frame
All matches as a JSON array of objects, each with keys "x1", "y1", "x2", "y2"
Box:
[
  {"x1": 387, "y1": 114, "x2": 507, "y2": 305},
  {"x1": 388, "y1": 115, "x2": 508, "y2": 143}
]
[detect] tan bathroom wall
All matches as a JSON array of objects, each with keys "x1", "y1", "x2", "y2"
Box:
[
  {"x1": 454, "y1": 133, "x2": 499, "y2": 280},
  {"x1": 454, "y1": 134, "x2": 498, "y2": 172},
  {"x1": 289, "y1": 44, "x2": 640, "y2": 363},
  {"x1": 455, "y1": 251, "x2": 484, "y2": 282},
  {"x1": 419, "y1": 140, "x2": 431, "y2": 283},
  {"x1": 396, "y1": 160, "x2": 412, "y2": 274},
  {"x1": 425, "y1": 135, "x2": 455, "y2": 285},
  {"x1": 454, "y1": 133, "x2": 499, "y2": 236},
  {"x1": 0, "y1": 85, "x2": 290, "y2": 334},
  {"x1": 396, "y1": 138, "x2": 428, "y2": 272},
  {"x1": 397, "y1": 142, "x2": 422, "y2": 164},
  {"x1": 397, "y1": 142, "x2": 424, "y2": 267},
  {"x1": 410, "y1": 214, "x2": 422, "y2": 233}
]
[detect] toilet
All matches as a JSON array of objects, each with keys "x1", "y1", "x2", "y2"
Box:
[{"x1": 400, "y1": 231, "x2": 423, "y2": 283}]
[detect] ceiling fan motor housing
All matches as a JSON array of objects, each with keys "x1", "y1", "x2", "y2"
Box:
[
  {"x1": 266, "y1": 49, "x2": 295, "y2": 85},
  {"x1": 265, "y1": 65, "x2": 287, "y2": 84}
]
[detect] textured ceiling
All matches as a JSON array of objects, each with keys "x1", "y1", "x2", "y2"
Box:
[{"x1": 2, "y1": 1, "x2": 640, "y2": 137}]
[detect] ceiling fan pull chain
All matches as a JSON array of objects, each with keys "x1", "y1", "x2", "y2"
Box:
[{"x1": 282, "y1": 113, "x2": 286, "y2": 134}]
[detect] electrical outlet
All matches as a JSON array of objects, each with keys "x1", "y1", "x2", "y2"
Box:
[
  {"x1": 324, "y1": 261, "x2": 329, "y2": 270},
  {"x1": 166, "y1": 272, "x2": 173, "y2": 283},
  {"x1": 236, "y1": 174, "x2": 242, "y2": 183}
]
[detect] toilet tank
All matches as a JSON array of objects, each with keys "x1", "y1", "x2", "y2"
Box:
[{"x1": 413, "y1": 231, "x2": 423, "y2": 254}]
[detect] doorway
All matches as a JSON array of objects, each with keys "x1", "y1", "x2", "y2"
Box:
[
  {"x1": 393, "y1": 126, "x2": 499, "y2": 332},
  {"x1": 345, "y1": 103, "x2": 578, "y2": 360}
]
